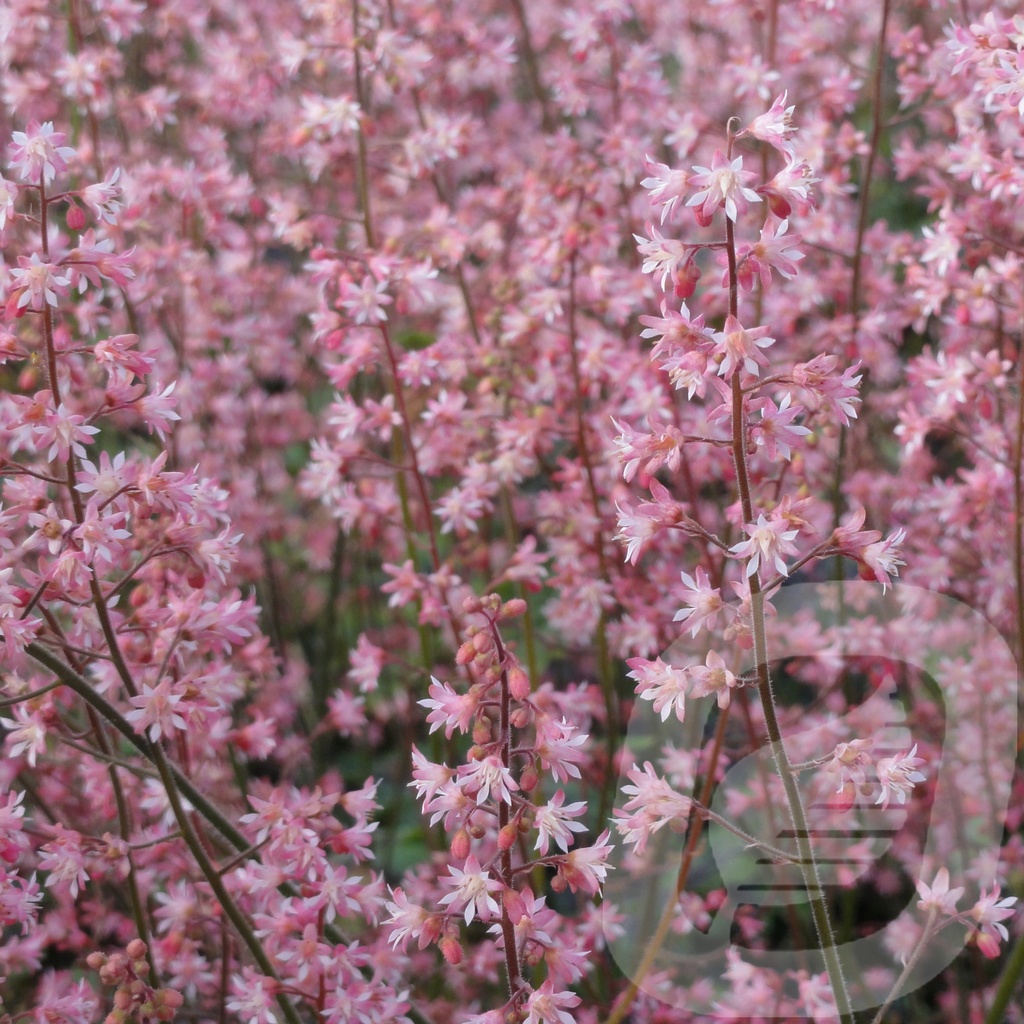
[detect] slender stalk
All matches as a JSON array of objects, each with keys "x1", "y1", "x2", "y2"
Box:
[
  {"x1": 984, "y1": 313, "x2": 1024, "y2": 1022},
  {"x1": 725, "y1": 202, "x2": 853, "y2": 1024},
  {"x1": 487, "y1": 615, "x2": 523, "y2": 995},
  {"x1": 602, "y1": 708, "x2": 731, "y2": 1024},
  {"x1": 565, "y1": 245, "x2": 618, "y2": 820},
  {"x1": 507, "y1": 0, "x2": 554, "y2": 132},
  {"x1": 833, "y1": 0, "x2": 892, "y2": 552},
  {"x1": 870, "y1": 909, "x2": 938, "y2": 1024}
]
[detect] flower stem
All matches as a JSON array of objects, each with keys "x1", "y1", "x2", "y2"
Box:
[{"x1": 725, "y1": 213, "x2": 854, "y2": 1024}]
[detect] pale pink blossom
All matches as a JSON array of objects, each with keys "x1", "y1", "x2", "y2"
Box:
[
  {"x1": 730, "y1": 512, "x2": 800, "y2": 577},
  {"x1": 875, "y1": 744, "x2": 926, "y2": 809},
  {"x1": 688, "y1": 650, "x2": 740, "y2": 710},
  {"x1": 686, "y1": 150, "x2": 761, "y2": 224},
  {"x1": 627, "y1": 655, "x2": 691, "y2": 723},
  {"x1": 968, "y1": 886, "x2": 1018, "y2": 958},
  {"x1": 916, "y1": 867, "x2": 964, "y2": 916},
  {"x1": 533, "y1": 790, "x2": 588, "y2": 854},
  {"x1": 711, "y1": 315, "x2": 776, "y2": 379},
  {"x1": 673, "y1": 566, "x2": 725, "y2": 637},
  {"x1": 439, "y1": 854, "x2": 503, "y2": 926},
  {"x1": 8, "y1": 121, "x2": 75, "y2": 184}
]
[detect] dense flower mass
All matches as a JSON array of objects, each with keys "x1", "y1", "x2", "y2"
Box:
[{"x1": 0, "y1": 3, "x2": 1022, "y2": 1024}]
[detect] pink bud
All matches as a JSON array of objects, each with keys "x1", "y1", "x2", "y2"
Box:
[
  {"x1": 508, "y1": 666, "x2": 530, "y2": 700},
  {"x1": 126, "y1": 939, "x2": 148, "y2": 961},
  {"x1": 503, "y1": 887, "x2": 526, "y2": 922},
  {"x1": 498, "y1": 822, "x2": 518, "y2": 851},
  {"x1": 66, "y1": 202, "x2": 87, "y2": 231},
  {"x1": 450, "y1": 829, "x2": 471, "y2": 860},
  {"x1": 510, "y1": 707, "x2": 531, "y2": 729},
  {"x1": 440, "y1": 936, "x2": 463, "y2": 965},
  {"x1": 499, "y1": 598, "x2": 528, "y2": 619}
]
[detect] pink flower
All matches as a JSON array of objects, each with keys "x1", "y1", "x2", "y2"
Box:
[
  {"x1": 760, "y1": 156, "x2": 818, "y2": 217},
  {"x1": 226, "y1": 968, "x2": 279, "y2": 1024},
  {"x1": 0, "y1": 174, "x2": 17, "y2": 230},
  {"x1": 875, "y1": 744, "x2": 926, "y2": 809},
  {"x1": 79, "y1": 168, "x2": 123, "y2": 223},
  {"x1": 968, "y1": 886, "x2": 1018, "y2": 958},
  {"x1": 916, "y1": 867, "x2": 964, "y2": 916},
  {"x1": 729, "y1": 218, "x2": 804, "y2": 292},
  {"x1": 822, "y1": 738, "x2": 873, "y2": 796},
  {"x1": 125, "y1": 679, "x2": 188, "y2": 741},
  {"x1": 615, "y1": 761, "x2": 692, "y2": 854},
  {"x1": 711, "y1": 315, "x2": 775, "y2": 379},
  {"x1": 673, "y1": 566, "x2": 725, "y2": 637},
  {"x1": 0, "y1": 706, "x2": 47, "y2": 766},
  {"x1": 533, "y1": 790, "x2": 588, "y2": 855},
  {"x1": 686, "y1": 149, "x2": 761, "y2": 224},
  {"x1": 384, "y1": 887, "x2": 439, "y2": 951},
  {"x1": 419, "y1": 676, "x2": 477, "y2": 738},
  {"x1": 627, "y1": 655, "x2": 691, "y2": 723},
  {"x1": 523, "y1": 981, "x2": 582, "y2": 1024},
  {"x1": 641, "y1": 158, "x2": 691, "y2": 222},
  {"x1": 749, "y1": 393, "x2": 812, "y2": 462},
  {"x1": 859, "y1": 529, "x2": 906, "y2": 592},
  {"x1": 688, "y1": 650, "x2": 739, "y2": 710},
  {"x1": 743, "y1": 91, "x2": 797, "y2": 153},
  {"x1": 730, "y1": 512, "x2": 800, "y2": 577},
  {"x1": 8, "y1": 254, "x2": 70, "y2": 309},
  {"x1": 8, "y1": 121, "x2": 76, "y2": 185},
  {"x1": 346, "y1": 633, "x2": 385, "y2": 692},
  {"x1": 439, "y1": 854, "x2": 503, "y2": 926},
  {"x1": 634, "y1": 224, "x2": 690, "y2": 291},
  {"x1": 611, "y1": 418, "x2": 686, "y2": 482},
  {"x1": 339, "y1": 275, "x2": 391, "y2": 324},
  {"x1": 39, "y1": 825, "x2": 89, "y2": 899},
  {"x1": 456, "y1": 755, "x2": 518, "y2": 805},
  {"x1": 558, "y1": 829, "x2": 613, "y2": 895}
]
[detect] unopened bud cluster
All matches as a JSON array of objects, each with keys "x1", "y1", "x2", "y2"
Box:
[{"x1": 86, "y1": 942, "x2": 183, "y2": 1024}]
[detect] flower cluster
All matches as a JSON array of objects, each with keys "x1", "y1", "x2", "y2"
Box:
[{"x1": 0, "y1": 2, "x2": 1022, "y2": 1023}]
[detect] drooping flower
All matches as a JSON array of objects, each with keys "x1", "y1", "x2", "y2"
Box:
[
  {"x1": 743, "y1": 91, "x2": 797, "y2": 153},
  {"x1": 968, "y1": 886, "x2": 1018, "y2": 958}
]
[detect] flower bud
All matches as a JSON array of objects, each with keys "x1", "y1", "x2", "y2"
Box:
[
  {"x1": 520, "y1": 764, "x2": 539, "y2": 792},
  {"x1": 450, "y1": 829, "x2": 471, "y2": 860},
  {"x1": 510, "y1": 707, "x2": 531, "y2": 729},
  {"x1": 439, "y1": 936, "x2": 463, "y2": 965},
  {"x1": 508, "y1": 666, "x2": 530, "y2": 700},
  {"x1": 125, "y1": 939, "x2": 148, "y2": 961},
  {"x1": 499, "y1": 598, "x2": 527, "y2": 619},
  {"x1": 498, "y1": 822, "x2": 518, "y2": 851},
  {"x1": 66, "y1": 202, "x2": 87, "y2": 231}
]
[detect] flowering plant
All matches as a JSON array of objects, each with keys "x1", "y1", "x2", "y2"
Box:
[{"x1": 1, "y1": 3, "x2": 1022, "y2": 1024}]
